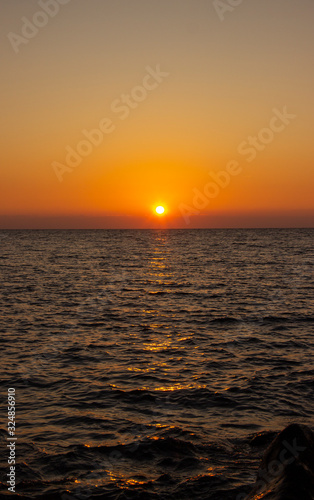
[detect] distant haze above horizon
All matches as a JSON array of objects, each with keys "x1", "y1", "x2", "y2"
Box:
[{"x1": 1, "y1": 0, "x2": 314, "y2": 229}]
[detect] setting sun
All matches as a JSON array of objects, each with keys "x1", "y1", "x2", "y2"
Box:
[{"x1": 155, "y1": 206, "x2": 165, "y2": 215}]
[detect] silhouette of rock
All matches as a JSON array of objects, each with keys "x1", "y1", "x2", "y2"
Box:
[{"x1": 246, "y1": 423, "x2": 314, "y2": 499}]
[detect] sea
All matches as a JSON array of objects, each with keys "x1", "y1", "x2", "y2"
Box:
[{"x1": 0, "y1": 228, "x2": 313, "y2": 500}]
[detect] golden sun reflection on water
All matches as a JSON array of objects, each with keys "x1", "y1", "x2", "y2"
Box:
[
  {"x1": 137, "y1": 384, "x2": 206, "y2": 392},
  {"x1": 125, "y1": 479, "x2": 146, "y2": 486},
  {"x1": 142, "y1": 341, "x2": 172, "y2": 351},
  {"x1": 104, "y1": 470, "x2": 149, "y2": 489},
  {"x1": 153, "y1": 384, "x2": 206, "y2": 391}
]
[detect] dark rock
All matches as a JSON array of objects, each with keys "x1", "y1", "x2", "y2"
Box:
[{"x1": 246, "y1": 423, "x2": 314, "y2": 500}]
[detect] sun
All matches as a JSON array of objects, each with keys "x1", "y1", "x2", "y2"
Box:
[{"x1": 155, "y1": 206, "x2": 165, "y2": 215}]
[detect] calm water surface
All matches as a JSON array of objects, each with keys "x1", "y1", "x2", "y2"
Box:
[{"x1": 0, "y1": 229, "x2": 313, "y2": 499}]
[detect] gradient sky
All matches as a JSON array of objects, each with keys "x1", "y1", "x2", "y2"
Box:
[{"x1": 1, "y1": 0, "x2": 314, "y2": 228}]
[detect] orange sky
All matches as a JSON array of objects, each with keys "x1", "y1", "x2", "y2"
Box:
[{"x1": 1, "y1": 0, "x2": 314, "y2": 228}]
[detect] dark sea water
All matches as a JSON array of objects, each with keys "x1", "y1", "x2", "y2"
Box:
[{"x1": 0, "y1": 229, "x2": 313, "y2": 500}]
